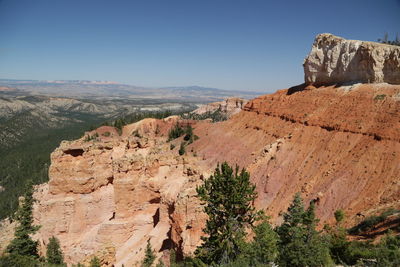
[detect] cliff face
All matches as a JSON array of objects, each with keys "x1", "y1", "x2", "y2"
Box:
[
  {"x1": 192, "y1": 83, "x2": 400, "y2": 226},
  {"x1": 304, "y1": 33, "x2": 400, "y2": 85},
  {"x1": 32, "y1": 83, "x2": 400, "y2": 266},
  {"x1": 22, "y1": 35, "x2": 400, "y2": 266},
  {"x1": 191, "y1": 97, "x2": 247, "y2": 117},
  {"x1": 34, "y1": 119, "x2": 209, "y2": 266}
]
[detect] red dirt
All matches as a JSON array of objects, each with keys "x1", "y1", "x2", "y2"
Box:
[{"x1": 190, "y1": 84, "x2": 400, "y2": 227}]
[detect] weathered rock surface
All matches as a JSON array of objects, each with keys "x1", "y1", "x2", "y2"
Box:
[
  {"x1": 191, "y1": 97, "x2": 247, "y2": 118},
  {"x1": 33, "y1": 117, "x2": 209, "y2": 266},
  {"x1": 192, "y1": 83, "x2": 400, "y2": 227},
  {"x1": 30, "y1": 83, "x2": 400, "y2": 266},
  {"x1": 304, "y1": 33, "x2": 400, "y2": 85},
  {"x1": 3, "y1": 34, "x2": 397, "y2": 266}
]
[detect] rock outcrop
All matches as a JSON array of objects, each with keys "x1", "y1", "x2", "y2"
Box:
[
  {"x1": 304, "y1": 33, "x2": 400, "y2": 85},
  {"x1": 31, "y1": 83, "x2": 400, "y2": 266},
  {"x1": 192, "y1": 83, "x2": 400, "y2": 226},
  {"x1": 3, "y1": 34, "x2": 398, "y2": 266},
  {"x1": 33, "y1": 119, "x2": 209, "y2": 266},
  {"x1": 191, "y1": 97, "x2": 247, "y2": 118}
]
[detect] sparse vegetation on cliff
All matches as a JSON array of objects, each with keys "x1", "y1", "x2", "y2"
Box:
[
  {"x1": 378, "y1": 33, "x2": 400, "y2": 46},
  {"x1": 142, "y1": 241, "x2": 156, "y2": 267},
  {"x1": 168, "y1": 124, "x2": 196, "y2": 143},
  {"x1": 182, "y1": 109, "x2": 228, "y2": 122},
  {"x1": 348, "y1": 209, "x2": 399, "y2": 235},
  {"x1": 168, "y1": 124, "x2": 185, "y2": 141},
  {"x1": 89, "y1": 256, "x2": 101, "y2": 267},
  {"x1": 178, "y1": 142, "x2": 186, "y2": 155}
]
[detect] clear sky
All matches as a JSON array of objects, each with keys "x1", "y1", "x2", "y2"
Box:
[{"x1": 0, "y1": 0, "x2": 399, "y2": 92}]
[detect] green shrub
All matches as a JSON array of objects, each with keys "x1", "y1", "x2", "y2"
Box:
[
  {"x1": 84, "y1": 132, "x2": 98, "y2": 142},
  {"x1": 179, "y1": 142, "x2": 186, "y2": 155},
  {"x1": 89, "y1": 256, "x2": 101, "y2": 267},
  {"x1": 133, "y1": 130, "x2": 141, "y2": 138},
  {"x1": 182, "y1": 110, "x2": 228, "y2": 122},
  {"x1": 168, "y1": 124, "x2": 185, "y2": 141},
  {"x1": 102, "y1": 131, "x2": 111, "y2": 137},
  {"x1": 348, "y1": 209, "x2": 398, "y2": 235},
  {"x1": 376, "y1": 232, "x2": 400, "y2": 266},
  {"x1": 374, "y1": 94, "x2": 386, "y2": 101}
]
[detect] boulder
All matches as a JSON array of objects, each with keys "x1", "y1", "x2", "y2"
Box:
[{"x1": 304, "y1": 33, "x2": 400, "y2": 85}]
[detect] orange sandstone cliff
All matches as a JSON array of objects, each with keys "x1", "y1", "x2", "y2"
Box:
[
  {"x1": 30, "y1": 81, "x2": 400, "y2": 266},
  {"x1": 6, "y1": 34, "x2": 399, "y2": 266}
]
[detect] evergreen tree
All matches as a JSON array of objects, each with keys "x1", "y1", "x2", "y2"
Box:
[
  {"x1": 247, "y1": 216, "x2": 279, "y2": 265},
  {"x1": 327, "y1": 209, "x2": 350, "y2": 264},
  {"x1": 89, "y1": 256, "x2": 101, "y2": 267},
  {"x1": 195, "y1": 162, "x2": 259, "y2": 265},
  {"x1": 376, "y1": 232, "x2": 400, "y2": 267},
  {"x1": 142, "y1": 240, "x2": 156, "y2": 267},
  {"x1": 155, "y1": 260, "x2": 166, "y2": 267},
  {"x1": 276, "y1": 193, "x2": 333, "y2": 267},
  {"x1": 46, "y1": 236, "x2": 64, "y2": 265},
  {"x1": 6, "y1": 181, "x2": 39, "y2": 258}
]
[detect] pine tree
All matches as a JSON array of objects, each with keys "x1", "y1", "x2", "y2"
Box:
[
  {"x1": 276, "y1": 193, "x2": 333, "y2": 267},
  {"x1": 89, "y1": 256, "x2": 101, "y2": 267},
  {"x1": 6, "y1": 181, "x2": 39, "y2": 257},
  {"x1": 46, "y1": 236, "x2": 64, "y2": 265},
  {"x1": 195, "y1": 162, "x2": 259, "y2": 265},
  {"x1": 142, "y1": 240, "x2": 156, "y2": 267},
  {"x1": 376, "y1": 231, "x2": 400, "y2": 266},
  {"x1": 328, "y1": 209, "x2": 350, "y2": 264},
  {"x1": 247, "y1": 216, "x2": 279, "y2": 265}
]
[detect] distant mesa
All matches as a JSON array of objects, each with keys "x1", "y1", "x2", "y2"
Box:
[{"x1": 304, "y1": 33, "x2": 400, "y2": 86}]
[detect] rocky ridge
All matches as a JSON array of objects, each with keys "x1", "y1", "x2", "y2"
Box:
[
  {"x1": 33, "y1": 118, "x2": 210, "y2": 266},
  {"x1": 2, "y1": 34, "x2": 399, "y2": 266},
  {"x1": 304, "y1": 33, "x2": 400, "y2": 85},
  {"x1": 191, "y1": 97, "x2": 247, "y2": 117},
  {"x1": 31, "y1": 82, "x2": 400, "y2": 266}
]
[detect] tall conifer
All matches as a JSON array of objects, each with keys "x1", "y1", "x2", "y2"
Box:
[
  {"x1": 195, "y1": 162, "x2": 259, "y2": 265},
  {"x1": 6, "y1": 182, "x2": 39, "y2": 257}
]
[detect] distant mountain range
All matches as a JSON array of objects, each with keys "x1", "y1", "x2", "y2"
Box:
[{"x1": 0, "y1": 79, "x2": 260, "y2": 101}]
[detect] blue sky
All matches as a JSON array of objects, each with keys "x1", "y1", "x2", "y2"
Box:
[{"x1": 0, "y1": 0, "x2": 399, "y2": 92}]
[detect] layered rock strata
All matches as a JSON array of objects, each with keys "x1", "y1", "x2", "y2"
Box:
[
  {"x1": 32, "y1": 83, "x2": 400, "y2": 266},
  {"x1": 34, "y1": 119, "x2": 209, "y2": 266}
]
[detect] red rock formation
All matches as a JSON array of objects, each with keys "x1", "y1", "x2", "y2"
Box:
[
  {"x1": 34, "y1": 117, "x2": 209, "y2": 266},
  {"x1": 191, "y1": 97, "x2": 247, "y2": 118},
  {"x1": 192, "y1": 83, "x2": 400, "y2": 226},
  {"x1": 31, "y1": 83, "x2": 400, "y2": 266}
]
